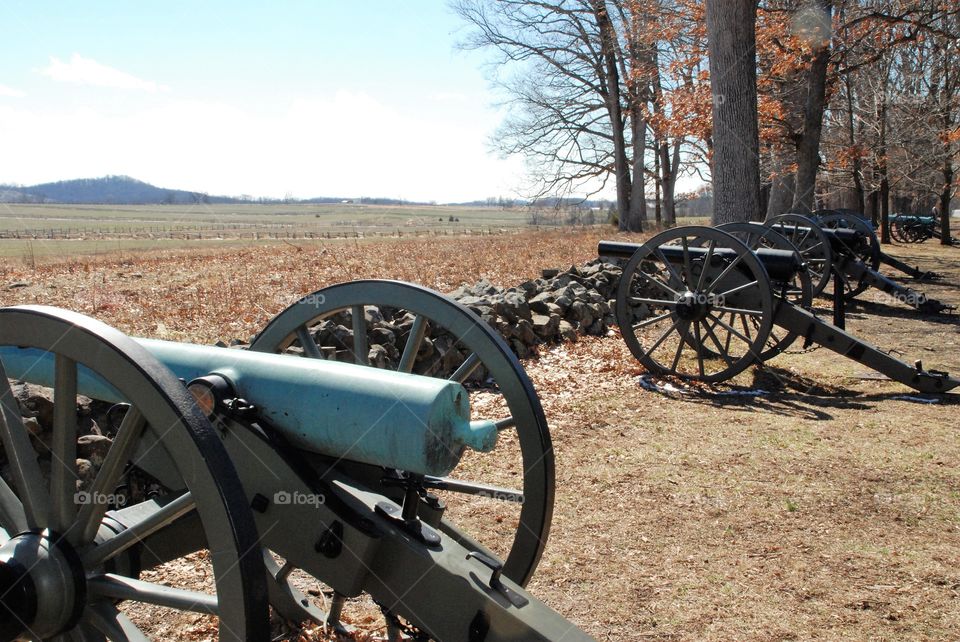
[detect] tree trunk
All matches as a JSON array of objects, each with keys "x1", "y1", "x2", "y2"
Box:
[
  {"x1": 705, "y1": 0, "x2": 761, "y2": 225},
  {"x1": 629, "y1": 108, "x2": 648, "y2": 231},
  {"x1": 880, "y1": 175, "x2": 890, "y2": 244},
  {"x1": 594, "y1": 2, "x2": 636, "y2": 231},
  {"x1": 877, "y1": 89, "x2": 890, "y2": 244},
  {"x1": 940, "y1": 160, "x2": 954, "y2": 245},
  {"x1": 658, "y1": 141, "x2": 676, "y2": 226},
  {"x1": 766, "y1": 147, "x2": 796, "y2": 218},
  {"x1": 791, "y1": 0, "x2": 833, "y2": 214},
  {"x1": 867, "y1": 189, "x2": 879, "y2": 229},
  {"x1": 845, "y1": 76, "x2": 866, "y2": 215},
  {"x1": 667, "y1": 139, "x2": 681, "y2": 225},
  {"x1": 653, "y1": 144, "x2": 662, "y2": 227}
]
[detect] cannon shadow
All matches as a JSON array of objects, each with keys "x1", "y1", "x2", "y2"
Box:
[{"x1": 633, "y1": 366, "x2": 960, "y2": 420}]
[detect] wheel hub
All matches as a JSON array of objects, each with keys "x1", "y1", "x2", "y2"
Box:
[
  {"x1": 674, "y1": 291, "x2": 710, "y2": 321},
  {"x1": 0, "y1": 530, "x2": 85, "y2": 641}
]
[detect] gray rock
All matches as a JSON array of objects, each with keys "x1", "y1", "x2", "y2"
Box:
[
  {"x1": 559, "y1": 320, "x2": 578, "y2": 342},
  {"x1": 24, "y1": 417, "x2": 50, "y2": 455},
  {"x1": 370, "y1": 327, "x2": 396, "y2": 346},
  {"x1": 586, "y1": 318, "x2": 606, "y2": 336},
  {"x1": 364, "y1": 307, "x2": 385, "y2": 325},
  {"x1": 503, "y1": 291, "x2": 531, "y2": 320},
  {"x1": 569, "y1": 300, "x2": 594, "y2": 328},
  {"x1": 518, "y1": 280, "x2": 539, "y2": 295},
  {"x1": 368, "y1": 344, "x2": 390, "y2": 368},
  {"x1": 24, "y1": 394, "x2": 55, "y2": 428},
  {"x1": 473, "y1": 278, "x2": 501, "y2": 296},
  {"x1": 78, "y1": 434, "x2": 113, "y2": 466},
  {"x1": 529, "y1": 292, "x2": 554, "y2": 314},
  {"x1": 456, "y1": 295, "x2": 488, "y2": 308},
  {"x1": 515, "y1": 319, "x2": 537, "y2": 344},
  {"x1": 76, "y1": 459, "x2": 95, "y2": 490},
  {"x1": 531, "y1": 313, "x2": 560, "y2": 339}
]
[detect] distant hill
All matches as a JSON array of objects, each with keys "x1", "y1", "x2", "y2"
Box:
[
  {"x1": 0, "y1": 175, "x2": 241, "y2": 205},
  {"x1": 0, "y1": 175, "x2": 442, "y2": 206}
]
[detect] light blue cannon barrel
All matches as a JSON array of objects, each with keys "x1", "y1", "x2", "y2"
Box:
[{"x1": 0, "y1": 340, "x2": 498, "y2": 477}]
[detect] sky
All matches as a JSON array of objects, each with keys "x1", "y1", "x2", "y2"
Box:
[{"x1": 0, "y1": 1, "x2": 541, "y2": 203}]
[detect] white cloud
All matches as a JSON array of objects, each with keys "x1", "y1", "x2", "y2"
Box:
[
  {"x1": 0, "y1": 91, "x2": 531, "y2": 202},
  {"x1": 40, "y1": 54, "x2": 168, "y2": 92},
  {"x1": 0, "y1": 84, "x2": 25, "y2": 98}
]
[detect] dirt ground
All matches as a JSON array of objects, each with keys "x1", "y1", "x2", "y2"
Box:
[{"x1": 1, "y1": 226, "x2": 958, "y2": 640}]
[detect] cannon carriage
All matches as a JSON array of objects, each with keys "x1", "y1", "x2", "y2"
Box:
[
  {"x1": 0, "y1": 281, "x2": 593, "y2": 641},
  {"x1": 763, "y1": 213, "x2": 953, "y2": 314},
  {"x1": 888, "y1": 213, "x2": 956, "y2": 245},
  {"x1": 599, "y1": 227, "x2": 958, "y2": 394}
]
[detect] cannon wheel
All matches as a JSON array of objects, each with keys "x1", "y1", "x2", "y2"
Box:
[
  {"x1": 890, "y1": 216, "x2": 911, "y2": 244},
  {"x1": 0, "y1": 306, "x2": 268, "y2": 640},
  {"x1": 893, "y1": 217, "x2": 932, "y2": 244},
  {"x1": 715, "y1": 222, "x2": 812, "y2": 360},
  {"x1": 816, "y1": 211, "x2": 881, "y2": 299},
  {"x1": 615, "y1": 226, "x2": 774, "y2": 383},
  {"x1": 764, "y1": 213, "x2": 833, "y2": 297},
  {"x1": 251, "y1": 280, "x2": 554, "y2": 589}
]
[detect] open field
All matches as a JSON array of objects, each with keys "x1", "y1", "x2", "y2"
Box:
[
  {"x1": 0, "y1": 202, "x2": 534, "y2": 241},
  {"x1": 1, "y1": 226, "x2": 958, "y2": 640}
]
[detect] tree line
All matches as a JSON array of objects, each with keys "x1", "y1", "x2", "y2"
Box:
[{"x1": 455, "y1": 0, "x2": 958, "y2": 243}]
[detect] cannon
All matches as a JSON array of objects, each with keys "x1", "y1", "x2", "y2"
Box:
[
  {"x1": 813, "y1": 209, "x2": 946, "y2": 281},
  {"x1": 599, "y1": 227, "x2": 959, "y2": 393},
  {"x1": 764, "y1": 213, "x2": 953, "y2": 314},
  {"x1": 889, "y1": 213, "x2": 956, "y2": 244},
  {"x1": 0, "y1": 281, "x2": 592, "y2": 641}
]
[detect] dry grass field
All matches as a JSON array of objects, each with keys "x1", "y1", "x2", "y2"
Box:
[{"x1": 1, "y1": 226, "x2": 958, "y2": 641}]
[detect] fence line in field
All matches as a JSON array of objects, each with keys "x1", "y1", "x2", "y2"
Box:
[{"x1": 0, "y1": 224, "x2": 569, "y2": 242}]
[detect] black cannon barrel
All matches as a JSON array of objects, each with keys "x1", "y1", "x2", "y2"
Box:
[
  {"x1": 598, "y1": 240, "x2": 802, "y2": 283},
  {"x1": 767, "y1": 224, "x2": 863, "y2": 255}
]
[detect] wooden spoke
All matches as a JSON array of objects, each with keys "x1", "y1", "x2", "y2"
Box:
[
  {"x1": 641, "y1": 318, "x2": 684, "y2": 361},
  {"x1": 0, "y1": 361, "x2": 51, "y2": 529},
  {"x1": 636, "y1": 270, "x2": 680, "y2": 298},
  {"x1": 695, "y1": 240, "x2": 717, "y2": 291},
  {"x1": 449, "y1": 351, "x2": 481, "y2": 384},
  {"x1": 715, "y1": 280, "x2": 760, "y2": 299},
  {"x1": 296, "y1": 326, "x2": 323, "y2": 359},
  {"x1": 86, "y1": 603, "x2": 150, "y2": 642},
  {"x1": 713, "y1": 305, "x2": 764, "y2": 317},
  {"x1": 89, "y1": 574, "x2": 218, "y2": 615},
  {"x1": 693, "y1": 322, "x2": 705, "y2": 377},
  {"x1": 51, "y1": 355, "x2": 79, "y2": 534},
  {"x1": 708, "y1": 313, "x2": 753, "y2": 345},
  {"x1": 654, "y1": 248, "x2": 688, "y2": 289},
  {"x1": 632, "y1": 312, "x2": 674, "y2": 330},
  {"x1": 74, "y1": 406, "x2": 147, "y2": 546},
  {"x1": 629, "y1": 297, "x2": 678, "y2": 308},
  {"x1": 83, "y1": 492, "x2": 196, "y2": 568},
  {"x1": 398, "y1": 314, "x2": 428, "y2": 373},
  {"x1": 351, "y1": 305, "x2": 368, "y2": 365}
]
